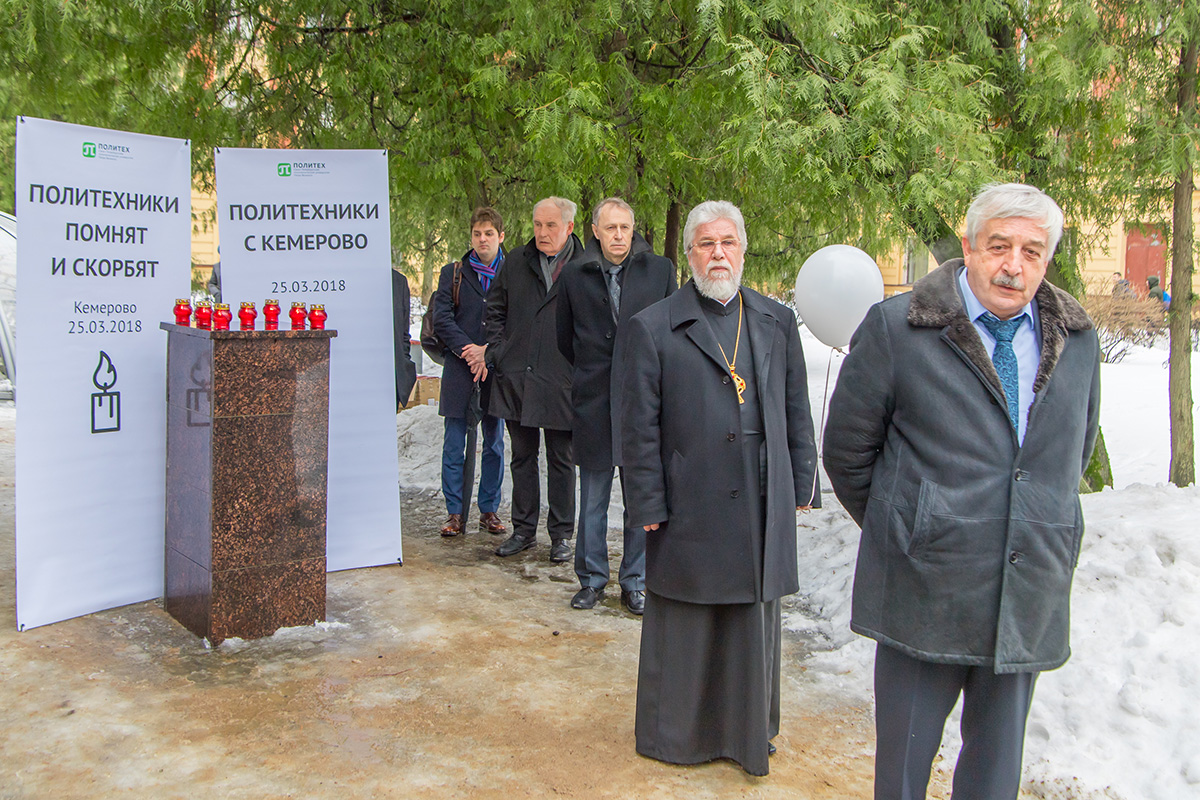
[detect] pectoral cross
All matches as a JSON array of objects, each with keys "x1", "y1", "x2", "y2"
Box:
[{"x1": 731, "y1": 368, "x2": 746, "y2": 404}]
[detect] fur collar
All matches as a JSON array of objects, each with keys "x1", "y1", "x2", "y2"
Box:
[{"x1": 908, "y1": 260, "x2": 1093, "y2": 394}]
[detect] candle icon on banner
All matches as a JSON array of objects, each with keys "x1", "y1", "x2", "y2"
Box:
[{"x1": 91, "y1": 351, "x2": 121, "y2": 434}]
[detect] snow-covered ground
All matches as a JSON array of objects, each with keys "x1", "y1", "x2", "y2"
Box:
[{"x1": 397, "y1": 320, "x2": 1200, "y2": 799}]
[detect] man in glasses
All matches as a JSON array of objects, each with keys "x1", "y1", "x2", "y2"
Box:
[{"x1": 620, "y1": 200, "x2": 820, "y2": 776}]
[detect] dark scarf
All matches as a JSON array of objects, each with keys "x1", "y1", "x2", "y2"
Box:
[{"x1": 468, "y1": 248, "x2": 503, "y2": 292}]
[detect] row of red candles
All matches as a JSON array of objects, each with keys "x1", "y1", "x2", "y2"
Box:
[{"x1": 172, "y1": 299, "x2": 327, "y2": 331}]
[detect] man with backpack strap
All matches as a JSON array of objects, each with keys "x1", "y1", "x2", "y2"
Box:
[{"x1": 431, "y1": 207, "x2": 508, "y2": 537}]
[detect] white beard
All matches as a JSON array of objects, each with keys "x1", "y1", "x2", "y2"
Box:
[{"x1": 693, "y1": 261, "x2": 742, "y2": 302}]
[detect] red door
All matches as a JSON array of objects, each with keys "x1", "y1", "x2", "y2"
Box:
[{"x1": 1125, "y1": 225, "x2": 1166, "y2": 296}]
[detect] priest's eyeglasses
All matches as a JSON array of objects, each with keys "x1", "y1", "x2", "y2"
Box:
[{"x1": 692, "y1": 238, "x2": 741, "y2": 254}]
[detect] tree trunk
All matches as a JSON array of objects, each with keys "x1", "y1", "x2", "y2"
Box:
[
  {"x1": 579, "y1": 187, "x2": 596, "y2": 243},
  {"x1": 1048, "y1": 227, "x2": 1113, "y2": 491},
  {"x1": 1045, "y1": 227, "x2": 1086, "y2": 298},
  {"x1": 902, "y1": 208, "x2": 962, "y2": 264},
  {"x1": 420, "y1": 228, "x2": 438, "y2": 304},
  {"x1": 470, "y1": 179, "x2": 489, "y2": 212},
  {"x1": 664, "y1": 194, "x2": 683, "y2": 271},
  {"x1": 1168, "y1": 32, "x2": 1197, "y2": 488},
  {"x1": 926, "y1": 231, "x2": 965, "y2": 265},
  {"x1": 1081, "y1": 429, "x2": 1114, "y2": 493}
]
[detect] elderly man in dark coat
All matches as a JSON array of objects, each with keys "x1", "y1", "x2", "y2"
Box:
[
  {"x1": 556, "y1": 197, "x2": 677, "y2": 615},
  {"x1": 431, "y1": 207, "x2": 508, "y2": 537},
  {"x1": 485, "y1": 197, "x2": 583, "y2": 563},
  {"x1": 823, "y1": 183, "x2": 1101, "y2": 800},
  {"x1": 621, "y1": 200, "x2": 820, "y2": 776}
]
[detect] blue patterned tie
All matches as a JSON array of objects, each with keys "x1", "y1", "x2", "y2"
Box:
[{"x1": 978, "y1": 312, "x2": 1023, "y2": 431}]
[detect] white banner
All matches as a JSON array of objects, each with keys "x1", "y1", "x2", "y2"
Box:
[
  {"x1": 14, "y1": 118, "x2": 191, "y2": 629},
  {"x1": 214, "y1": 148, "x2": 401, "y2": 569}
]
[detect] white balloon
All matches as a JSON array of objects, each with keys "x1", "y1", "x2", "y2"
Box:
[{"x1": 794, "y1": 245, "x2": 885, "y2": 348}]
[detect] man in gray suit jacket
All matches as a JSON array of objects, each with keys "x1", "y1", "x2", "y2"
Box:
[
  {"x1": 621, "y1": 200, "x2": 820, "y2": 776},
  {"x1": 824, "y1": 183, "x2": 1101, "y2": 799}
]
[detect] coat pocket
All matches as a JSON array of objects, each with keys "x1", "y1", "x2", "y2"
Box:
[
  {"x1": 665, "y1": 449, "x2": 682, "y2": 516},
  {"x1": 906, "y1": 479, "x2": 938, "y2": 558}
]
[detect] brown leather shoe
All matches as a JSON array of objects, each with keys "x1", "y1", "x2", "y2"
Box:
[
  {"x1": 478, "y1": 511, "x2": 507, "y2": 535},
  {"x1": 440, "y1": 514, "x2": 463, "y2": 537}
]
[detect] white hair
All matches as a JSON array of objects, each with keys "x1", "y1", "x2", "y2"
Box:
[
  {"x1": 533, "y1": 196, "x2": 578, "y2": 225},
  {"x1": 683, "y1": 201, "x2": 747, "y2": 252},
  {"x1": 965, "y1": 183, "x2": 1065, "y2": 257}
]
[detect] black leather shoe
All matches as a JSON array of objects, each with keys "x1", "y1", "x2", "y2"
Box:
[
  {"x1": 768, "y1": 741, "x2": 777, "y2": 756},
  {"x1": 571, "y1": 586, "x2": 603, "y2": 609},
  {"x1": 620, "y1": 589, "x2": 646, "y2": 615},
  {"x1": 549, "y1": 540, "x2": 572, "y2": 563},
  {"x1": 495, "y1": 534, "x2": 535, "y2": 557}
]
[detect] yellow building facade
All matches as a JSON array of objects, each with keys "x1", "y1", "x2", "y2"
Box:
[{"x1": 190, "y1": 186, "x2": 219, "y2": 287}]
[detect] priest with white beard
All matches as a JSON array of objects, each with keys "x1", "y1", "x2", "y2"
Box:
[{"x1": 619, "y1": 200, "x2": 820, "y2": 776}]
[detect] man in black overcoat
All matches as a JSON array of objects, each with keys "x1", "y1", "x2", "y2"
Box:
[
  {"x1": 556, "y1": 197, "x2": 677, "y2": 615},
  {"x1": 621, "y1": 200, "x2": 820, "y2": 776},
  {"x1": 485, "y1": 197, "x2": 582, "y2": 563},
  {"x1": 431, "y1": 207, "x2": 508, "y2": 537},
  {"x1": 824, "y1": 183, "x2": 1101, "y2": 799},
  {"x1": 391, "y1": 268, "x2": 417, "y2": 408}
]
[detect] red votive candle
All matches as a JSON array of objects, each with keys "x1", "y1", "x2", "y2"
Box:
[
  {"x1": 194, "y1": 302, "x2": 213, "y2": 330},
  {"x1": 238, "y1": 301, "x2": 257, "y2": 331},
  {"x1": 173, "y1": 298, "x2": 192, "y2": 326},
  {"x1": 289, "y1": 302, "x2": 307, "y2": 331},
  {"x1": 213, "y1": 303, "x2": 233, "y2": 331},
  {"x1": 263, "y1": 299, "x2": 281, "y2": 330}
]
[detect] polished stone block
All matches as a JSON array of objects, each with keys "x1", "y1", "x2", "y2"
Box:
[
  {"x1": 210, "y1": 557, "x2": 326, "y2": 641},
  {"x1": 162, "y1": 324, "x2": 336, "y2": 644}
]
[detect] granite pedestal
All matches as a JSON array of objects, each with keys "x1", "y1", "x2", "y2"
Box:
[{"x1": 161, "y1": 323, "x2": 336, "y2": 644}]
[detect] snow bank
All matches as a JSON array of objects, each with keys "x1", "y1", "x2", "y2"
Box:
[{"x1": 1023, "y1": 483, "x2": 1200, "y2": 798}]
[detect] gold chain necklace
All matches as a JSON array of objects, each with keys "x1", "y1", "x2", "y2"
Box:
[{"x1": 715, "y1": 292, "x2": 746, "y2": 404}]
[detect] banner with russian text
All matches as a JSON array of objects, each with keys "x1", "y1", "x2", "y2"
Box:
[
  {"x1": 214, "y1": 148, "x2": 401, "y2": 569},
  {"x1": 14, "y1": 117, "x2": 191, "y2": 629}
]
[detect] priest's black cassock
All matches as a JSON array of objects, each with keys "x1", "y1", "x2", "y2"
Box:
[{"x1": 620, "y1": 282, "x2": 820, "y2": 776}]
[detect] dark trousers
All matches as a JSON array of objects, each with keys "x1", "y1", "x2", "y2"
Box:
[
  {"x1": 575, "y1": 466, "x2": 644, "y2": 592},
  {"x1": 873, "y1": 643, "x2": 1037, "y2": 800},
  {"x1": 505, "y1": 422, "x2": 574, "y2": 543}
]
